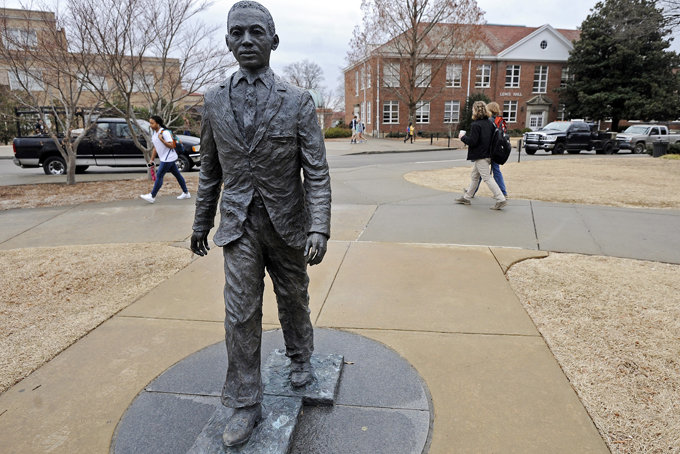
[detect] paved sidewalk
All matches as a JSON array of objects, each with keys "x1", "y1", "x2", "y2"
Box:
[
  {"x1": 0, "y1": 145, "x2": 13, "y2": 159},
  {"x1": 4, "y1": 151, "x2": 673, "y2": 453}
]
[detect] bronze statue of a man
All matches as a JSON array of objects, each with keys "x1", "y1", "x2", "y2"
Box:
[{"x1": 190, "y1": 0, "x2": 331, "y2": 447}]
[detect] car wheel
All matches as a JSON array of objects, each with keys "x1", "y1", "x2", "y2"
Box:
[
  {"x1": 633, "y1": 142, "x2": 646, "y2": 154},
  {"x1": 75, "y1": 165, "x2": 89, "y2": 174},
  {"x1": 552, "y1": 143, "x2": 565, "y2": 155},
  {"x1": 43, "y1": 156, "x2": 67, "y2": 175},
  {"x1": 567, "y1": 149, "x2": 581, "y2": 154},
  {"x1": 175, "y1": 154, "x2": 193, "y2": 172},
  {"x1": 604, "y1": 143, "x2": 614, "y2": 155},
  {"x1": 525, "y1": 149, "x2": 536, "y2": 155}
]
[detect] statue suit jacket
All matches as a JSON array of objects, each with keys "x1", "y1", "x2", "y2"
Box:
[{"x1": 192, "y1": 72, "x2": 331, "y2": 250}]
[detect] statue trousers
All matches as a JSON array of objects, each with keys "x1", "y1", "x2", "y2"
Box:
[{"x1": 221, "y1": 192, "x2": 314, "y2": 408}]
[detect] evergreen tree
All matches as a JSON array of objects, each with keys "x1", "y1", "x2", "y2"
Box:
[
  {"x1": 460, "y1": 92, "x2": 491, "y2": 132},
  {"x1": 561, "y1": 0, "x2": 680, "y2": 131}
]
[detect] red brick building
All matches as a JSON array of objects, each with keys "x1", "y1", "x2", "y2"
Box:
[{"x1": 344, "y1": 24, "x2": 580, "y2": 135}]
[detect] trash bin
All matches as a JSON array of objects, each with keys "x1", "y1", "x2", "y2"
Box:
[{"x1": 653, "y1": 139, "x2": 669, "y2": 157}]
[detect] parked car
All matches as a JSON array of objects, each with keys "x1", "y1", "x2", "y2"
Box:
[
  {"x1": 12, "y1": 118, "x2": 201, "y2": 175},
  {"x1": 615, "y1": 125, "x2": 680, "y2": 154},
  {"x1": 523, "y1": 121, "x2": 618, "y2": 155}
]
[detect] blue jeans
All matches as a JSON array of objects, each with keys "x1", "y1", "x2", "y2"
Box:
[
  {"x1": 472, "y1": 161, "x2": 507, "y2": 196},
  {"x1": 151, "y1": 161, "x2": 188, "y2": 197}
]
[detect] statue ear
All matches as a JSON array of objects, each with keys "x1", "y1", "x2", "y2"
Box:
[
  {"x1": 225, "y1": 34, "x2": 232, "y2": 52},
  {"x1": 271, "y1": 34, "x2": 279, "y2": 51}
]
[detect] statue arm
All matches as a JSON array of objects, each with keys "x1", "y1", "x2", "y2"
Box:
[
  {"x1": 191, "y1": 99, "x2": 222, "y2": 256},
  {"x1": 298, "y1": 91, "x2": 331, "y2": 241}
]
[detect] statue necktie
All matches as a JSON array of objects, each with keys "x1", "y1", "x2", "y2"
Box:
[{"x1": 244, "y1": 82, "x2": 256, "y2": 144}]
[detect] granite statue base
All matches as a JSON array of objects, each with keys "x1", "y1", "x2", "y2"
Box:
[{"x1": 186, "y1": 351, "x2": 344, "y2": 454}]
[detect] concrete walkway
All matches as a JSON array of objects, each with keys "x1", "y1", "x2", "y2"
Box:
[{"x1": 4, "y1": 148, "x2": 674, "y2": 453}]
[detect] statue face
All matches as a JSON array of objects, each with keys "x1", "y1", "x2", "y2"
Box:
[{"x1": 226, "y1": 8, "x2": 279, "y2": 71}]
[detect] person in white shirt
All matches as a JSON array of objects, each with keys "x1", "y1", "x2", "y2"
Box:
[{"x1": 140, "y1": 115, "x2": 191, "y2": 203}]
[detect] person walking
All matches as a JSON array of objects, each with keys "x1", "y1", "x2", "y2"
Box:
[
  {"x1": 140, "y1": 115, "x2": 190, "y2": 203},
  {"x1": 358, "y1": 120, "x2": 367, "y2": 142},
  {"x1": 404, "y1": 123, "x2": 414, "y2": 143},
  {"x1": 467, "y1": 102, "x2": 509, "y2": 199},
  {"x1": 349, "y1": 115, "x2": 358, "y2": 143},
  {"x1": 456, "y1": 101, "x2": 507, "y2": 210}
]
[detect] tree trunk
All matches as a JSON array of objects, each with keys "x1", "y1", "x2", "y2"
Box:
[
  {"x1": 611, "y1": 117, "x2": 620, "y2": 132},
  {"x1": 66, "y1": 148, "x2": 77, "y2": 185}
]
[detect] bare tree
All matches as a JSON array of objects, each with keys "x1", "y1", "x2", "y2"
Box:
[
  {"x1": 282, "y1": 59, "x2": 325, "y2": 90},
  {"x1": 348, "y1": 0, "x2": 484, "y2": 125},
  {"x1": 1, "y1": 3, "x2": 105, "y2": 184},
  {"x1": 660, "y1": 0, "x2": 680, "y2": 28},
  {"x1": 69, "y1": 0, "x2": 235, "y2": 165}
]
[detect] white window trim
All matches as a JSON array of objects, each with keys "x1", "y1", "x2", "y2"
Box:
[
  {"x1": 360, "y1": 67, "x2": 366, "y2": 91},
  {"x1": 8, "y1": 69, "x2": 44, "y2": 91},
  {"x1": 505, "y1": 65, "x2": 521, "y2": 88},
  {"x1": 503, "y1": 100, "x2": 518, "y2": 123},
  {"x1": 367, "y1": 102, "x2": 371, "y2": 124},
  {"x1": 383, "y1": 100, "x2": 399, "y2": 124},
  {"x1": 367, "y1": 65, "x2": 372, "y2": 89},
  {"x1": 415, "y1": 101, "x2": 430, "y2": 124},
  {"x1": 444, "y1": 101, "x2": 460, "y2": 123},
  {"x1": 475, "y1": 65, "x2": 491, "y2": 88},
  {"x1": 383, "y1": 63, "x2": 400, "y2": 88},
  {"x1": 446, "y1": 64, "x2": 462, "y2": 88},
  {"x1": 533, "y1": 66, "x2": 548, "y2": 94},
  {"x1": 355, "y1": 71, "x2": 359, "y2": 96},
  {"x1": 2, "y1": 29, "x2": 38, "y2": 50},
  {"x1": 416, "y1": 63, "x2": 431, "y2": 88}
]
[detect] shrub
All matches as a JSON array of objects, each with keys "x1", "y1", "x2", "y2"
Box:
[
  {"x1": 508, "y1": 128, "x2": 524, "y2": 137},
  {"x1": 521, "y1": 128, "x2": 533, "y2": 134},
  {"x1": 324, "y1": 127, "x2": 352, "y2": 139},
  {"x1": 667, "y1": 142, "x2": 680, "y2": 154}
]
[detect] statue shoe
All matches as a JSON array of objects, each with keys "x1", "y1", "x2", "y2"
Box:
[
  {"x1": 222, "y1": 404, "x2": 262, "y2": 447},
  {"x1": 290, "y1": 360, "x2": 312, "y2": 387}
]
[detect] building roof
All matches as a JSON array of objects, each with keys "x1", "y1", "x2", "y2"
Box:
[{"x1": 344, "y1": 23, "x2": 580, "y2": 72}]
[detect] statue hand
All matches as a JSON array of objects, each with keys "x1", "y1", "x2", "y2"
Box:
[
  {"x1": 191, "y1": 230, "x2": 210, "y2": 257},
  {"x1": 304, "y1": 233, "x2": 328, "y2": 266}
]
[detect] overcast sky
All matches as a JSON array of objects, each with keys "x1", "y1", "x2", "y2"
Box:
[{"x1": 5, "y1": 0, "x2": 680, "y2": 91}]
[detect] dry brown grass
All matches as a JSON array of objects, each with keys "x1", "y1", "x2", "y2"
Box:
[
  {"x1": 0, "y1": 175, "x2": 199, "y2": 211},
  {"x1": 508, "y1": 253, "x2": 680, "y2": 453},
  {"x1": 0, "y1": 243, "x2": 193, "y2": 394},
  {"x1": 404, "y1": 157, "x2": 680, "y2": 209}
]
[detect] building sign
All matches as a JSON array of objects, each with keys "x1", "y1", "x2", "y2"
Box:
[{"x1": 500, "y1": 92, "x2": 522, "y2": 97}]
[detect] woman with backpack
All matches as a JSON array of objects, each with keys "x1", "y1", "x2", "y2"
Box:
[
  {"x1": 456, "y1": 101, "x2": 507, "y2": 210},
  {"x1": 467, "y1": 102, "x2": 509, "y2": 199},
  {"x1": 140, "y1": 115, "x2": 190, "y2": 203}
]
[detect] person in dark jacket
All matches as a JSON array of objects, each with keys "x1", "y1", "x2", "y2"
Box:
[
  {"x1": 456, "y1": 101, "x2": 507, "y2": 210},
  {"x1": 468, "y1": 102, "x2": 508, "y2": 199}
]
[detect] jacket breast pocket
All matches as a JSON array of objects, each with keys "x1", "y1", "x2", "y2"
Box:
[{"x1": 269, "y1": 134, "x2": 296, "y2": 145}]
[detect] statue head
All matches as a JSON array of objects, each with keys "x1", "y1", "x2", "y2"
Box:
[{"x1": 226, "y1": 1, "x2": 279, "y2": 71}]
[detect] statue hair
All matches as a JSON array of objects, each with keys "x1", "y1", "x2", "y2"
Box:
[{"x1": 228, "y1": 1, "x2": 276, "y2": 36}]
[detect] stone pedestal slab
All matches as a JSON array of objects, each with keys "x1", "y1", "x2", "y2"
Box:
[{"x1": 263, "y1": 350, "x2": 344, "y2": 406}]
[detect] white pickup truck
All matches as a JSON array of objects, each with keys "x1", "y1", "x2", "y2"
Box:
[{"x1": 615, "y1": 125, "x2": 680, "y2": 154}]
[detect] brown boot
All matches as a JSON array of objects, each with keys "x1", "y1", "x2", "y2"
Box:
[
  {"x1": 222, "y1": 403, "x2": 262, "y2": 447},
  {"x1": 290, "y1": 360, "x2": 312, "y2": 387}
]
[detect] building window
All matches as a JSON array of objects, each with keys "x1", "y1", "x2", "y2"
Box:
[
  {"x1": 80, "y1": 74, "x2": 109, "y2": 92},
  {"x1": 2, "y1": 29, "x2": 38, "y2": 50},
  {"x1": 360, "y1": 67, "x2": 366, "y2": 90},
  {"x1": 560, "y1": 67, "x2": 570, "y2": 88},
  {"x1": 8, "y1": 70, "x2": 43, "y2": 91},
  {"x1": 444, "y1": 101, "x2": 460, "y2": 123},
  {"x1": 475, "y1": 65, "x2": 491, "y2": 88},
  {"x1": 367, "y1": 65, "x2": 372, "y2": 89},
  {"x1": 540, "y1": 40, "x2": 548, "y2": 50},
  {"x1": 415, "y1": 101, "x2": 430, "y2": 124},
  {"x1": 131, "y1": 74, "x2": 155, "y2": 93},
  {"x1": 416, "y1": 63, "x2": 431, "y2": 88},
  {"x1": 361, "y1": 102, "x2": 366, "y2": 123},
  {"x1": 383, "y1": 101, "x2": 399, "y2": 123},
  {"x1": 367, "y1": 102, "x2": 371, "y2": 124},
  {"x1": 355, "y1": 70, "x2": 359, "y2": 95},
  {"x1": 503, "y1": 101, "x2": 518, "y2": 123},
  {"x1": 383, "y1": 63, "x2": 400, "y2": 87},
  {"x1": 446, "y1": 64, "x2": 462, "y2": 87},
  {"x1": 505, "y1": 65, "x2": 520, "y2": 88},
  {"x1": 533, "y1": 66, "x2": 548, "y2": 93}
]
